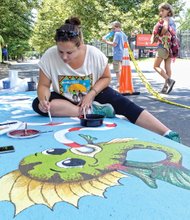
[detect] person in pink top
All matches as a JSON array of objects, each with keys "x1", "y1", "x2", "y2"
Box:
[{"x1": 151, "y1": 3, "x2": 178, "y2": 94}]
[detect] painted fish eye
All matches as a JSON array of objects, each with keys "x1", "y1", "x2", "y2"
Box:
[
  {"x1": 70, "y1": 145, "x2": 101, "y2": 157},
  {"x1": 42, "y1": 148, "x2": 67, "y2": 155},
  {"x1": 76, "y1": 146, "x2": 95, "y2": 153},
  {"x1": 56, "y1": 158, "x2": 86, "y2": 168}
]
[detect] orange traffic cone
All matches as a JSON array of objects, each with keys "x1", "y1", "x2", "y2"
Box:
[{"x1": 119, "y1": 42, "x2": 140, "y2": 95}]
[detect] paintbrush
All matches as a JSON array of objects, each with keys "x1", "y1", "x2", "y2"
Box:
[
  {"x1": 45, "y1": 96, "x2": 53, "y2": 123},
  {"x1": 83, "y1": 107, "x2": 86, "y2": 119},
  {"x1": 0, "y1": 121, "x2": 18, "y2": 126},
  {"x1": 48, "y1": 110, "x2": 52, "y2": 123}
]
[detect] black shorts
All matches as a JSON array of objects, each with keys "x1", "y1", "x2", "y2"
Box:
[{"x1": 32, "y1": 87, "x2": 144, "y2": 123}]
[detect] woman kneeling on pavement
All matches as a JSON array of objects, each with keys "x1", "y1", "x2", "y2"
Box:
[{"x1": 32, "y1": 16, "x2": 180, "y2": 143}]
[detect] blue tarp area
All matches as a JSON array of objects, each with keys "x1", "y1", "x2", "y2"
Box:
[{"x1": 0, "y1": 91, "x2": 190, "y2": 220}]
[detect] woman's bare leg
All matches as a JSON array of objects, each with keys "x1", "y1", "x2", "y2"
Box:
[
  {"x1": 135, "y1": 110, "x2": 169, "y2": 135},
  {"x1": 164, "y1": 57, "x2": 172, "y2": 78},
  {"x1": 48, "y1": 99, "x2": 80, "y2": 117},
  {"x1": 153, "y1": 57, "x2": 169, "y2": 80}
]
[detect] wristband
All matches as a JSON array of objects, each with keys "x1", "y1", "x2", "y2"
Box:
[{"x1": 91, "y1": 88, "x2": 98, "y2": 95}]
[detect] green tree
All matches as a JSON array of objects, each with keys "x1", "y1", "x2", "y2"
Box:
[
  {"x1": 99, "y1": 0, "x2": 184, "y2": 34},
  {"x1": 178, "y1": 8, "x2": 190, "y2": 30},
  {"x1": 31, "y1": 0, "x2": 184, "y2": 54},
  {"x1": 31, "y1": 0, "x2": 70, "y2": 53},
  {"x1": 0, "y1": 0, "x2": 39, "y2": 59}
]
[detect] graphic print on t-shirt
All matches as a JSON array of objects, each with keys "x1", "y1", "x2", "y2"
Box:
[{"x1": 58, "y1": 74, "x2": 93, "y2": 103}]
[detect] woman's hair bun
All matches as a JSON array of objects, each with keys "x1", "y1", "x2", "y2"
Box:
[{"x1": 65, "y1": 17, "x2": 81, "y2": 26}]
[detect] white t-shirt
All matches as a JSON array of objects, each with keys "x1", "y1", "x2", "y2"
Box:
[{"x1": 38, "y1": 45, "x2": 108, "y2": 103}]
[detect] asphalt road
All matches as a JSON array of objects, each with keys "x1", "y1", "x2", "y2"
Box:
[
  {"x1": 0, "y1": 58, "x2": 190, "y2": 146},
  {"x1": 116, "y1": 58, "x2": 190, "y2": 147}
]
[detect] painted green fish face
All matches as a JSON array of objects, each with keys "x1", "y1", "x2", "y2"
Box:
[{"x1": 19, "y1": 145, "x2": 104, "y2": 183}]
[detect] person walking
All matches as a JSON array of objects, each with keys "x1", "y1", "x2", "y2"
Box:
[
  {"x1": 151, "y1": 3, "x2": 177, "y2": 94},
  {"x1": 2, "y1": 45, "x2": 8, "y2": 63},
  {"x1": 32, "y1": 16, "x2": 180, "y2": 143},
  {"x1": 102, "y1": 21, "x2": 128, "y2": 88}
]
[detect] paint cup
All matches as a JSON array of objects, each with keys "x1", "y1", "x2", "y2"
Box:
[
  {"x1": 2, "y1": 80, "x2": 11, "y2": 89},
  {"x1": 9, "y1": 70, "x2": 18, "y2": 88},
  {"x1": 27, "y1": 81, "x2": 36, "y2": 91}
]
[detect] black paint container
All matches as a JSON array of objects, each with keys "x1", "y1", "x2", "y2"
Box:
[{"x1": 80, "y1": 114, "x2": 104, "y2": 127}]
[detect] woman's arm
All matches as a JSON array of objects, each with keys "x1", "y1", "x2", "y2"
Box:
[
  {"x1": 160, "y1": 17, "x2": 169, "y2": 36},
  {"x1": 90, "y1": 64, "x2": 111, "y2": 95},
  {"x1": 150, "y1": 33, "x2": 156, "y2": 44},
  {"x1": 102, "y1": 39, "x2": 117, "y2": 47},
  {"x1": 150, "y1": 24, "x2": 157, "y2": 44},
  {"x1": 37, "y1": 69, "x2": 52, "y2": 113},
  {"x1": 79, "y1": 64, "x2": 111, "y2": 113}
]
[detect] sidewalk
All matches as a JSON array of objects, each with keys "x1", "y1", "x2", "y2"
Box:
[{"x1": 0, "y1": 60, "x2": 39, "y2": 80}]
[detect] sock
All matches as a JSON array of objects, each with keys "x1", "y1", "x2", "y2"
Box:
[{"x1": 163, "y1": 130, "x2": 172, "y2": 136}]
